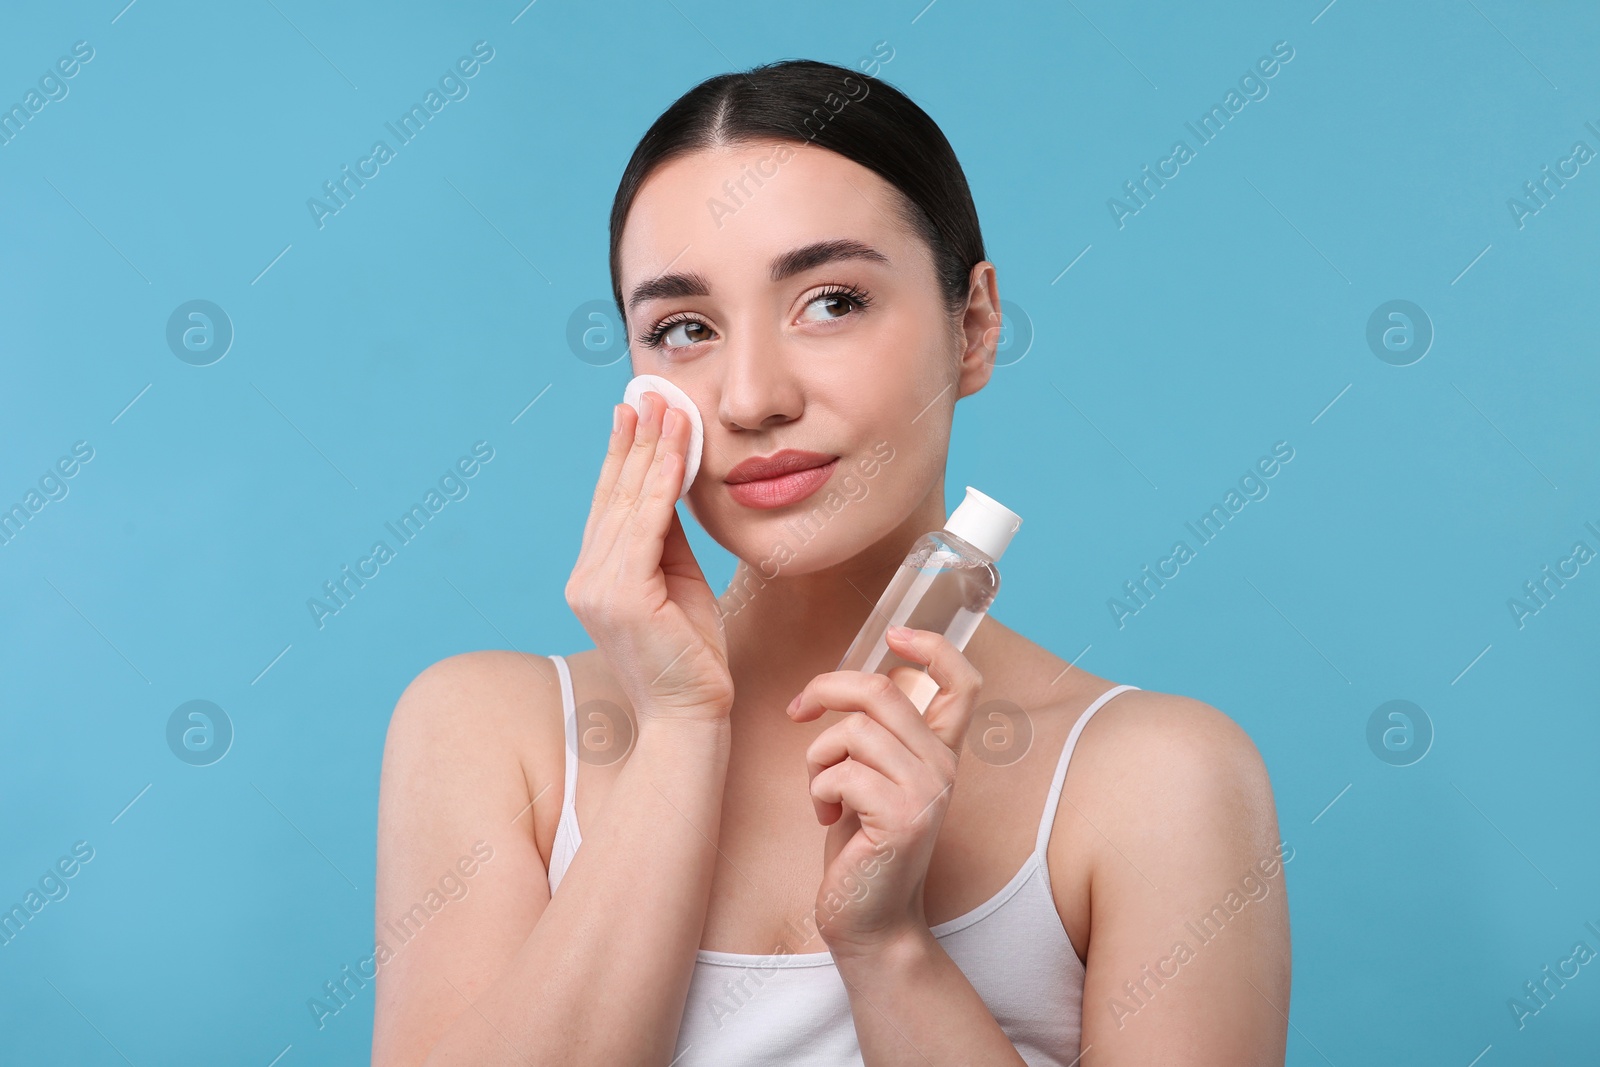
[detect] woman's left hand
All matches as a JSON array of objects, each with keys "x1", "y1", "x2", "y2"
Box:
[{"x1": 785, "y1": 625, "x2": 984, "y2": 962}]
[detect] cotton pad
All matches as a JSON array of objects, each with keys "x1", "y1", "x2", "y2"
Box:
[{"x1": 622, "y1": 374, "x2": 704, "y2": 500}]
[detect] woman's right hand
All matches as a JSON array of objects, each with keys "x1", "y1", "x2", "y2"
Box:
[{"x1": 565, "y1": 391, "x2": 734, "y2": 726}]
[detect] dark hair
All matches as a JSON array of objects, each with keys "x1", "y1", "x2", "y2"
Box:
[{"x1": 608, "y1": 58, "x2": 986, "y2": 325}]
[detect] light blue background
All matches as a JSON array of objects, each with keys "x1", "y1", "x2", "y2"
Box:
[{"x1": 3, "y1": 0, "x2": 1597, "y2": 1063}]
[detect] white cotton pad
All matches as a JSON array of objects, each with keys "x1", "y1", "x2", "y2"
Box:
[{"x1": 622, "y1": 374, "x2": 704, "y2": 500}]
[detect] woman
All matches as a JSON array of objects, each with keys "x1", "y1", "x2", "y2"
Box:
[{"x1": 374, "y1": 58, "x2": 1290, "y2": 1065}]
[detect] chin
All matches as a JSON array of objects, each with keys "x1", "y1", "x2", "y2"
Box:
[{"x1": 698, "y1": 493, "x2": 896, "y2": 579}]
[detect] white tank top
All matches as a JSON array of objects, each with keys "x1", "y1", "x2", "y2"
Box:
[{"x1": 543, "y1": 653, "x2": 1138, "y2": 1066}]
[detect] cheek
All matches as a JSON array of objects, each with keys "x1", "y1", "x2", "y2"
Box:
[
  {"x1": 826, "y1": 318, "x2": 955, "y2": 479},
  {"x1": 837, "y1": 308, "x2": 956, "y2": 418}
]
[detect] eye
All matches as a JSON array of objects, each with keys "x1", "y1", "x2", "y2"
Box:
[
  {"x1": 661, "y1": 319, "x2": 714, "y2": 347},
  {"x1": 798, "y1": 284, "x2": 873, "y2": 324},
  {"x1": 636, "y1": 314, "x2": 715, "y2": 351}
]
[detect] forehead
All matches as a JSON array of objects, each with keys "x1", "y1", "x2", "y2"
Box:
[{"x1": 618, "y1": 141, "x2": 918, "y2": 294}]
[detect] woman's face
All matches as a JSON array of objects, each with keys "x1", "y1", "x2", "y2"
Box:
[{"x1": 616, "y1": 139, "x2": 995, "y2": 575}]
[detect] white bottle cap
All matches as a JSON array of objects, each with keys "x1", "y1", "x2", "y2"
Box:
[
  {"x1": 945, "y1": 486, "x2": 1022, "y2": 562},
  {"x1": 622, "y1": 374, "x2": 704, "y2": 501}
]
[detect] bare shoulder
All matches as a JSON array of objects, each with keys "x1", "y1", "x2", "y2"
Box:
[
  {"x1": 1073, "y1": 688, "x2": 1273, "y2": 801},
  {"x1": 980, "y1": 619, "x2": 1267, "y2": 797},
  {"x1": 386, "y1": 648, "x2": 563, "y2": 744},
  {"x1": 379, "y1": 649, "x2": 567, "y2": 873},
  {"x1": 1065, "y1": 687, "x2": 1278, "y2": 855},
  {"x1": 372, "y1": 650, "x2": 569, "y2": 1062},
  {"x1": 981, "y1": 619, "x2": 1274, "y2": 825},
  {"x1": 976, "y1": 619, "x2": 1276, "y2": 852},
  {"x1": 1065, "y1": 689, "x2": 1292, "y2": 1057},
  {"x1": 1041, "y1": 682, "x2": 1284, "y2": 953}
]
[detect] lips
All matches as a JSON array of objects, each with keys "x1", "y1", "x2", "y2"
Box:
[
  {"x1": 724, "y1": 449, "x2": 839, "y2": 509},
  {"x1": 725, "y1": 449, "x2": 837, "y2": 484}
]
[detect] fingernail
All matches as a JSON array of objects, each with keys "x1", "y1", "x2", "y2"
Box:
[
  {"x1": 612, "y1": 404, "x2": 623, "y2": 433},
  {"x1": 887, "y1": 625, "x2": 913, "y2": 641},
  {"x1": 663, "y1": 408, "x2": 680, "y2": 435},
  {"x1": 786, "y1": 693, "x2": 802, "y2": 715}
]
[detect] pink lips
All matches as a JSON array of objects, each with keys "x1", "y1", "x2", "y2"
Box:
[{"x1": 723, "y1": 450, "x2": 839, "y2": 509}]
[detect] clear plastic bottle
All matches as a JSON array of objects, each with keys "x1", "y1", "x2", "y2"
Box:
[{"x1": 835, "y1": 487, "x2": 1022, "y2": 714}]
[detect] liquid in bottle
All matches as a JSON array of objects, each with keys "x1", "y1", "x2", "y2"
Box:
[{"x1": 834, "y1": 487, "x2": 1022, "y2": 713}]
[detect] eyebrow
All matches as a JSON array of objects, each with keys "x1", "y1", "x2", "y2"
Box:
[{"x1": 626, "y1": 238, "x2": 890, "y2": 312}]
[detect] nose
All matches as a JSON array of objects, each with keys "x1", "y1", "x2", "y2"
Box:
[{"x1": 716, "y1": 323, "x2": 803, "y2": 433}]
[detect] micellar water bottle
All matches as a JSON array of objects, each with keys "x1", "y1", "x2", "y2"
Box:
[{"x1": 834, "y1": 487, "x2": 1022, "y2": 714}]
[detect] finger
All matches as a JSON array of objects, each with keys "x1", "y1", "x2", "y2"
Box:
[
  {"x1": 882, "y1": 627, "x2": 985, "y2": 756},
  {"x1": 580, "y1": 402, "x2": 638, "y2": 550},
  {"x1": 809, "y1": 758, "x2": 898, "y2": 826},
  {"x1": 616, "y1": 415, "x2": 689, "y2": 583},
  {"x1": 806, "y1": 713, "x2": 928, "y2": 807},
  {"x1": 611, "y1": 399, "x2": 690, "y2": 577},
  {"x1": 593, "y1": 391, "x2": 667, "y2": 547},
  {"x1": 629, "y1": 398, "x2": 690, "y2": 522},
  {"x1": 789, "y1": 669, "x2": 948, "y2": 769}
]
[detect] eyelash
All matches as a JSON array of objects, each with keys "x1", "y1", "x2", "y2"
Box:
[{"x1": 633, "y1": 284, "x2": 874, "y2": 350}]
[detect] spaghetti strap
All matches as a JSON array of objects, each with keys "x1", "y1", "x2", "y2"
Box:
[
  {"x1": 542, "y1": 654, "x2": 585, "y2": 894},
  {"x1": 548, "y1": 654, "x2": 579, "y2": 828},
  {"x1": 1034, "y1": 683, "x2": 1140, "y2": 860}
]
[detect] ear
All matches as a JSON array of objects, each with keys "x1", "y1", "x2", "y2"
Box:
[{"x1": 954, "y1": 260, "x2": 1001, "y2": 400}]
